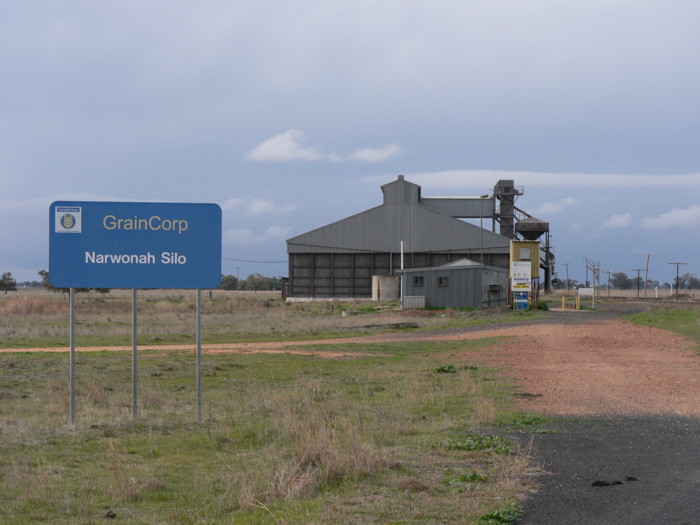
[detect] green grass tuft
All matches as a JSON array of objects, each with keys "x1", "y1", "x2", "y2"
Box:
[
  {"x1": 480, "y1": 502, "x2": 524, "y2": 524},
  {"x1": 443, "y1": 434, "x2": 518, "y2": 455}
]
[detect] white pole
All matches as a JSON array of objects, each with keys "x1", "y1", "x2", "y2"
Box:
[{"x1": 400, "y1": 241, "x2": 404, "y2": 307}]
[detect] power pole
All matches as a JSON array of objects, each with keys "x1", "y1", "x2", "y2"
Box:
[
  {"x1": 585, "y1": 257, "x2": 599, "y2": 289},
  {"x1": 668, "y1": 262, "x2": 687, "y2": 296},
  {"x1": 562, "y1": 262, "x2": 571, "y2": 292},
  {"x1": 644, "y1": 254, "x2": 651, "y2": 298},
  {"x1": 603, "y1": 270, "x2": 612, "y2": 297},
  {"x1": 631, "y1": 268, "x2": 644, "y2": 299}
]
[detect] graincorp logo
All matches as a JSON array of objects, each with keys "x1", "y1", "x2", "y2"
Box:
[
  {"x1": 61, "y1": 214, "x2": 76, "y2": 229},
  {"x1": 55, "y1": 206, "x2": 82, "y2": 233}
]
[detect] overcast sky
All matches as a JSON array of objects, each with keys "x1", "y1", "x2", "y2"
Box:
[{"x1": 2, "y1": 1, "x2": 699, "y2": 286}]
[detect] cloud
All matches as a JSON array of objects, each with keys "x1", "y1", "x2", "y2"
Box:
[
  {"x1": 247, "y1": 198, "x2": 274, "y2": 214},
  {"x1": 223, "y1": 225, "x2": 291, "y2": 246},
  {"x1": 221, "y1": 197, "x2": 243, "y2": 210},
  {"x1": 641, "y1": 205, "x2": 700, "y2": 229},
  {"x1": 247, "y1": 198, "x2": 296, "y2": 215},
  {"x1": 346, "y1": 143, "x2": 404, "y2": 163},
  {"x1": 601, "y1": 213, "x2": 633, "y2": 229},
  {"x1": 245, "y1": 129, "x2": 403, "y2": 163},
  {"x1": 372, "y1": 170, "x2": 700, "y2": 190},
  {"x1": 245, "y1": 129, "x2": 323, "y2": 162},
  {"x1": 261, "y1": 224, "x2": 292, "y2": 240},
  {"x1": 222, "y1": 197, "x2": 296, "y2": 215},
  {"x1": 529, "y1": 197, "x2": 577, "y2": 216}
]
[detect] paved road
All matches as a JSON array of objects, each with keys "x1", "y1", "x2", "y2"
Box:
[
  {"x1": 490, "y1": 303, "x2": 700, "y2": 525},
  {"x1": 511, "y1": 415, "x2": 700, "y2": 525}
]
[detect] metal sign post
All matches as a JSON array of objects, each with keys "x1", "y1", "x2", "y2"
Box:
[
  {"x1": 196, "y1": 289, "x2": 202, "y2": 422},
  {"x1": 50, "y1": 201, "x2": 221, "y2": 424},
  {"x1": 69, "y1": 288, "x2": 76, "y2": 425},
  {"x1": 132, "y1": 288, "x2": 138, "y2": 419}
]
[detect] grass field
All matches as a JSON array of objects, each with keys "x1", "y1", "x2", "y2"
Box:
[
  {"x1": 0, "y1": 289, "x2": 546, "y2": 348},
  {"x1": 627, "y1": 307, "x2": 700, "y2": 354},
  {"x1": 0, "y1": 291, "x2": 544, "y2": 524}
]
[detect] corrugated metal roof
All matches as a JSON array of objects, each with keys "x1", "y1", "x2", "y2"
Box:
[{"x1": 287, "y1": 177, "x2": 510, "y2": 255}]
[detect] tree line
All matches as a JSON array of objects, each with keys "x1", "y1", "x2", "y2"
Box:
[
  {"x1": 0, "y1": 271, "x2": 285, "y2": 293},
  {"x1": 552, "y1": 271, "x2": 700, "y2": 290},
  {"x1": 218, "y1": 273, "x2": 284, "y2": 292}
]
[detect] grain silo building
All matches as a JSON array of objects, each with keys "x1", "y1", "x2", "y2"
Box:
[{"x1": 286, "y1": 175, "x2": 543, "y2": 301}]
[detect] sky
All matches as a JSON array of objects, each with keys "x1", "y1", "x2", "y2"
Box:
[{"x1": 2, "y1": 1, "x2": 699, "y2": 287}]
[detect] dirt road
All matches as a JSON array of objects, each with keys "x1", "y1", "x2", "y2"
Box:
[
  {"x1": 6, "y1": 311, "x2": 699, "y2": 417},
  {"x1": 460, "y1": 318, "x2": 700, "y2": 418}
]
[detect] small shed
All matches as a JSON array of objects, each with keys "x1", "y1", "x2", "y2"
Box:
[{"x1": 397, "y1": 259, "x2": 508, "y2": 309}]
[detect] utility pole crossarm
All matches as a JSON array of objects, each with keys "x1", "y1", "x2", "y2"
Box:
[
  {"x1": 668, "y1": 262, "x2": 688, "y2": 296},
  {"x1": 603, "y1": 270, "x2": 612, "y2": 297},
  {"x1": 631, "y1": 268, "x2": 644, "y2": 299}
]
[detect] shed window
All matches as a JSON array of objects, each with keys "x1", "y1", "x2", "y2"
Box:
[
  {"x1": 437, "y1": 276, "x2": 449, "y2": 287},
  {"x1": 413, "y1": 276, "x2": 424, "y2": 287}
]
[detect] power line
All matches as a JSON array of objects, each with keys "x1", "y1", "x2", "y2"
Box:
[
  {"x1": 222, "y1": 257, "x2": 287, "y2": 264},
  {"x1": 668, "y1": 261, "x2": 687, "y2": 295}
]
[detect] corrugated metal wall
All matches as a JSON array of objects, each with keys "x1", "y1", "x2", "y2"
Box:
[
  {"x1": 289, "y1": 251, "x2": 497, "y2": 298},
  {"x1": 401, "y1": 266, "x2": 507, "y2": 308}
]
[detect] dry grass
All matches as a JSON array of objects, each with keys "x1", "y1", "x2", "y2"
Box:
[
  {"x1": 0, "y1": 289, "x2": 466, "y2": 343},
  {"x1": 107, "y1": 441, "x2": 141, "y2": 501},
  {"x1": 0, "y1": 295, "x2": 70, "y2": 316},
  {"x1": 208, "y1": 389, "x2": 388, "y2": 513},
  {"x1": 0, "y1": 292, "x2": 538, "y2": 523}
]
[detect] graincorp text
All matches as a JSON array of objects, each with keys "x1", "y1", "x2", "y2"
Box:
[{"x1": 103, "y1": 214, "x2": 189, "y2": 234}]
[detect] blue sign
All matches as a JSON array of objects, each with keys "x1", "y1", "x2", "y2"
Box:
[
  {"x1": 513, "y1": 291, "x2": 529, "y2": 310},
  {"x1": 50, "y1": 201, "x2": 222, "y2": 289}
]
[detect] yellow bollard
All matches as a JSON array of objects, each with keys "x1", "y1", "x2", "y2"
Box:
[
  {"x1": 575, "y1": 295, "x2": 580, "y2": 310},
  {"x1": 561, "y1": 295, "x2": 566, "y2": 310}
]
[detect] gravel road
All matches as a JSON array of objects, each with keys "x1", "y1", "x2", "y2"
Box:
[{"x1": 473, "y1": 304, "x2": 700, "y2": 525}]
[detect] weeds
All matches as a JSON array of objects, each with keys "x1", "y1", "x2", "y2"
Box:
[
  {"x1": 499, "y1": 411, "x2": 549, "y2": 429},
  {"x1": 433, "y1": 364, "x2": 480, "y2": 374},
  {"x1": 0, "y1": 294, "x2": 535, "y2": 522},
  {"x1": 433, "y1": 364, "x2": 459, "y2": 373},
  {"x1": 480, "y1": 502, "x2": 524, "y2": 524},
  {"x1": 444, "y1": 470, "x2": 487, "y2": 485},
  {"x1": 443, "y1": 434, "x2": 518, "y2": 455}
]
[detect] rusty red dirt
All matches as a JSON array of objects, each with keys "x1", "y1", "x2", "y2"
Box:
[{"x1": 3, "y1": 318, "x2": 698, "y2": 417}]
